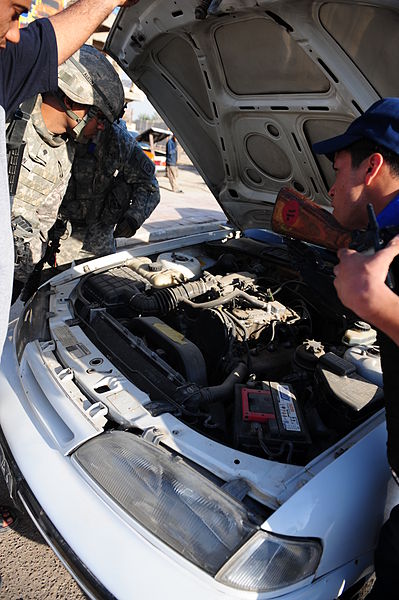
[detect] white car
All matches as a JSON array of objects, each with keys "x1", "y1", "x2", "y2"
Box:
[{"x1": 1, "y1": 1, "x2": 399, "y2": 599}]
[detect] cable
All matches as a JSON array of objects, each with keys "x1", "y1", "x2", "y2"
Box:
[
  {"x1": 180, "y1": 289, "x2": 269, "y2": 310},
  {"x1": 271, "y1": 279, "x2": 309, "y2": 296}
]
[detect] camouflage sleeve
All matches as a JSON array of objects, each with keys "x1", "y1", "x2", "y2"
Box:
[
  {"x1": 122, "y1": 168, "x2": 160, "y2": 229},
  {"x1": 102, "y1": 124, "x2": 160, "y2": 229}
]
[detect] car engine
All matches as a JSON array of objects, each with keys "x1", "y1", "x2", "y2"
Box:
[{"x1": 73, "y1": 236, "x2": 383, "y2": 466}]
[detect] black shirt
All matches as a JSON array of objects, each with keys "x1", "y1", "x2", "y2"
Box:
[{"x1": 379, "y1": 257, "x2": 399, "y2": 473}]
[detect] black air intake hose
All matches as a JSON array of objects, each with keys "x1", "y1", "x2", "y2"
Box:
[
  {"x1": 174, "y1": 362, "x2": 248, "y2": 410},
  {"x1": 201, "y1": 362, "x2": 248, "y2": 406},
  {"x1": 129, "y1": 278, "x2": 215, "y2": 316}
]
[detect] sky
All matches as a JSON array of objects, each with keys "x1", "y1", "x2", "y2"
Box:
[
  {"x1": 119, "y1": 71, "x2": 157, "y2": 119},
  {"x1": 133, "y1": 97, "x2": 157, "y2": 118}
]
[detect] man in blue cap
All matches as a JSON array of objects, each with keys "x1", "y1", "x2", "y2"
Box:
[{"x1": 313, "y1": 97, "x2": 399, "y2": 599}]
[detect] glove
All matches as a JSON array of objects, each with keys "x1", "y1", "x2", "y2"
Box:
[
  {"x1": 114, "y1": 215, "x2": 138, "y2": 239},
  {"x1": 49, "y1": 217, "x2": 72, "y2": 241}
]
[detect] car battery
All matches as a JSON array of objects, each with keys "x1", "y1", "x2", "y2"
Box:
[{"x1": 233, "y1": 382, "x2": 311, "y2": 455}]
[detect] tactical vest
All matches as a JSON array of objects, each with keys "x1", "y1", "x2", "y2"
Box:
[
  {"x1": 12, "y1": 97, "x2": 75, "y2": 229},
  {"x1": 62, "y1": 142, "x2": 106, "y2": 225}
]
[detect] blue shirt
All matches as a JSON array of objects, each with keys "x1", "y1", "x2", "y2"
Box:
[
  {"x1": 166, "y1": 137, "x2": 178, "y2": 166},
  {"x1": 377, "y1": 193, "x2": 399, "y2": 228}
]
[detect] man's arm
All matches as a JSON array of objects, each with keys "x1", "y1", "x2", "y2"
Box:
[
  {"x1": 333, "y1": 236, "x2": 399, "y2": 345},
  {"x1": 50, "y1": 0, "x2": 139, "y2": 65}
]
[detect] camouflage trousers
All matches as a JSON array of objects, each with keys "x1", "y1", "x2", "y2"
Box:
[{"x1": 56, "y1": 221, "x2": 116, "y2": 266}]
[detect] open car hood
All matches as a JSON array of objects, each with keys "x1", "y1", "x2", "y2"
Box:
[{"x1": 106, "y1": 0, "x2": 399, "y2": 231}]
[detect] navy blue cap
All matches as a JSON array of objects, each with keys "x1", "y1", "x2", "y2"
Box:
[{"x1": 312, "y1": 98, "x2": 399, "y2": 159}]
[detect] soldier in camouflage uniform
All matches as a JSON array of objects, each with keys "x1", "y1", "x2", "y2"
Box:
[
  {"x1": 11, "y1": 95, "x2": 76, "y2": 286},
  {"x1": 11, "y1": 44, "x2": 126, "y2": 300},
  {"x1": 56, "y1": 118, "x2": 160, "y2": 262}
]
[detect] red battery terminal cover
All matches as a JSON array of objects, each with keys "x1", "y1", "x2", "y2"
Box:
[{"x1": 241, "y1": 387, "x2": 276, "y2": 423}]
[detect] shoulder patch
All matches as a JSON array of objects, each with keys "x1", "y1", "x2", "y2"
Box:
[{"x1": 134, "y1": 145, "x2": 156, "y2": 177}]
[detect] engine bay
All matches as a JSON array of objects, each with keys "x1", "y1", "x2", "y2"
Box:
[{"x1": 72, "y1": 235, "x2": 383, "y2": 466}]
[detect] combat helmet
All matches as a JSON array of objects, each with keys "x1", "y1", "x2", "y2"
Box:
[{"x1": 57, "y1": 45, "x2": 125, "y2": 138}]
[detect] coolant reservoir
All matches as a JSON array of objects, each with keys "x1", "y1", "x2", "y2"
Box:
[
  {"x1": 157, "y1": 252, "x2": 202, "y2": 280},
  {"x1": 342, "y1": 321, "x2": 377, "y2": 346},
  {"x1": 126, "y1": 256, "x2": 186, "y2": 288},
  {"x1": 343, "y1": 345, "x2": 383, "y2": 387}
]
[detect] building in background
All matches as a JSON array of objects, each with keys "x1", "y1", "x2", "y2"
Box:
[{"x1": 19, "y1": 0, "x2": 67, "y2": 25}]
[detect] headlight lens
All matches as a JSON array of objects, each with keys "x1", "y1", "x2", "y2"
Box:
[
  {"x1": 73, "y1": 431, "x2": 257, "y2": 574},
  {"x1": 74, "y1": 431, "x2": 322, "y2": 591},
  {"x1": 15, "y1": 285, "x2": 50, "y2": 362},
  {"x1": 216, "y1": 529, "x2": 322, "y2": 591}
]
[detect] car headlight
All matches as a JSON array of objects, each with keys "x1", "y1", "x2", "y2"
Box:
[
  {"x1": 73, "y1": 430, "x2": 257, "y2": 574},
  {"x1": 73, "y1": 431, "x2": 322, "y2": 591},
  {"x1": 15, "y1": 285, "x2": 50, "y2": 362},
  {"x1": 216, "y1": 529, "x2": 322, "y2": 592}
]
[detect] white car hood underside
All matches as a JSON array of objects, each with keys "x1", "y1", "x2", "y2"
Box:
[{"x1": 106, "y1": 0, "x2": 399, "y2": 230}]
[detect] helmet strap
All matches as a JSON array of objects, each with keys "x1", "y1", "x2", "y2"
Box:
[
  {"x1": 73, "y1": 106, "x2": 101, "y2": 143},
  {"x1": 71, "y1": 113, "x2": 90, "y2": 140},
  {"x1": 54, "y1": 90, "x2": 92, "y2": 140}
]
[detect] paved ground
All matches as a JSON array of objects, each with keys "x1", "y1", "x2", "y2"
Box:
[
  {"x1": 125, "y1": 164, "x2": 225, "y2": 244},
  {"x1": 0, "y1": 165, "x2": 224, "y2": 600}
]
